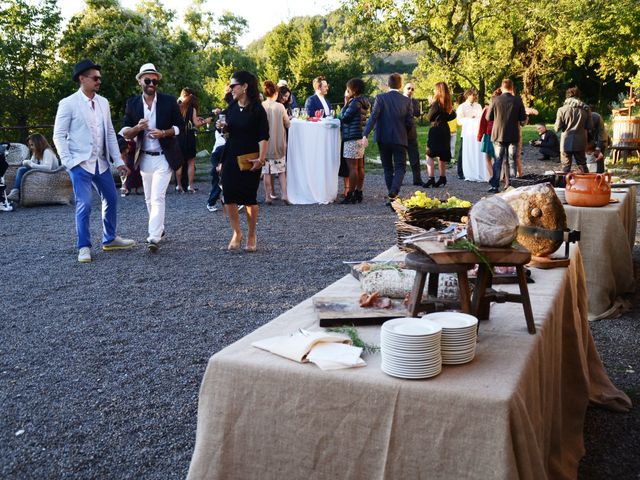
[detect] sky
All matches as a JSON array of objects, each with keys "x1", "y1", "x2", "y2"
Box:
[{"x1": 56, "y1": 0, "x2": 343, "y2": 46}]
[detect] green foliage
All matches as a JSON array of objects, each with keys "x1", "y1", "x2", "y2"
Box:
[{"x1": 0, "y1": 0, "x2": 62, "y2": 134}]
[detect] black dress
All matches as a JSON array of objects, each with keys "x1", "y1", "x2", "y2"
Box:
[
  {"x1": 221, "y1": 101, "x2": 269, "y2": 205},
  {"x1": 426, "y1": 102, "x2": 456, "y2": 162},
  {"x1": 178, "y1": 104, "x2": 197, "y2": 160}
]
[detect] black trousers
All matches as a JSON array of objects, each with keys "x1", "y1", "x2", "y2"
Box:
[
  {"x1": 406, "y1": 138, "x2": 423, "y2": 184},
  {"x1": 379, "y1": 143, "x2": 407, "y2": 196}
]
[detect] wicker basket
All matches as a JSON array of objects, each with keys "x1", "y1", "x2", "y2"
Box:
[
  {"x1": 395, "y1": 221, "x2": 427, "y2": 251},
  {"x1": 391, "y1": 199, "x2": 469, "y2": 230},
  {"x1": 509, "y1": 173, "x2": 556, "y2": 188}
]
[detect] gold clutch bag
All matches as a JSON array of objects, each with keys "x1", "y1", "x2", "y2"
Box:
[{"x1": 237, "y1": 152, "x2": 259, "y2": 171}]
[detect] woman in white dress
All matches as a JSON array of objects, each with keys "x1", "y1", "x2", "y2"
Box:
[{"x1": 456, "y1": 89, "x2": 487, "y2": 182}]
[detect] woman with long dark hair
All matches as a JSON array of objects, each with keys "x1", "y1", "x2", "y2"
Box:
[
  {"x1": 216, "y1": 71, "x2": 269, "y2": 252},
  {"x1": 424, "y1": 82, "x2": 456, "y2": 188},
  {"x1": 277, "y1": 85, "x2": 292, "y2": 116},
  {"x1": 7, "y1": 133, "x2": 59, "y2": 202},
  {"x1": 176, "y1": 87, "x2": 210, "y2": 193},
  {"x1": 262, "y1": 80, "x2": 290, "y2": 204},
  {"x1": 339, "y1": 78, "x2": 370, "y2": 203}
]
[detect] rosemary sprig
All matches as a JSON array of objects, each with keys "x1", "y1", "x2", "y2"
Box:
[
  {"x1": 327, "y1": 326, "x2": 380, "y2": 354},
  {"x1": 447, "y1": 239, "x2": 493, "y2": 271}
]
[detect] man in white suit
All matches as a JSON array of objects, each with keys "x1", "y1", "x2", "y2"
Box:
[{"x1": 53, "y1": 59, "x2": 135, "y2": 262}]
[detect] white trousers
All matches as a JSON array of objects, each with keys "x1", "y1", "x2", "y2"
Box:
[{"x1": 140, "y1": 153, "x2": 172, "y2": 243}]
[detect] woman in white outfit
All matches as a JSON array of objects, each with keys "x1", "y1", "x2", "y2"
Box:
[
  {"x1": 456, "y1": 89, "x2": 487, "y2": 182},
  {"x1": 7, "y1": 133, "x2": 59, "y2": 202}
]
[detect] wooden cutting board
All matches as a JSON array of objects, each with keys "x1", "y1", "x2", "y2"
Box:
[
  {"x1": 313, "y1": 296, "x2": 409, "y2": 327},
  {"x1": 409, "y1": 240, "x2": 531, "y2": 265}
]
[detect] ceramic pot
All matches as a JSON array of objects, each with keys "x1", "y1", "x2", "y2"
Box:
[{"x1": 565, "y1": 172, "x2": 611, "y2": 207}]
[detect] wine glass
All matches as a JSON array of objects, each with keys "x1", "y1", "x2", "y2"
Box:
[
  {"x1": 217, "y1": 113, "x2": 226, "y2": 132},
  {"x1": 315, "y1": 109, "x2": 323, "y2": 120},
  {"x1": 330, "y1": 109, "x2": 335, "y2": 118},
  {"x1": 293, "y1": 108, "x2": 299, "y2": 118}
]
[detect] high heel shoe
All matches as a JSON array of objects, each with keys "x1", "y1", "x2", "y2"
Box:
[
  {"x1": 354, "y1": 190, "x2": 363, "y2": 203},
  {"x1": 340, "y1": 192, "x2": 356, "y2": 204},
  {"x1": 434, "y1": 176, "x2": 447, "y2": 188},
  {"x1": 422, "y1": 177, "x2": 435, "y2": 188}
]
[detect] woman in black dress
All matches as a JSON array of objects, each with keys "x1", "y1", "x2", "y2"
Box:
[
  {"x1": 217, "y1": 71, "x2": 269, "y2": 252},
  {"x1": 177, "y1": 88, "x2": 210, "y2": 192},
  {"x1": 425, "y1": 82, "x2": 456, "y2": 188}
]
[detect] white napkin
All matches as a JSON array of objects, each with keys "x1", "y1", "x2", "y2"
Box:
[
  {"x1": 252, "y1": 329, "x2": 351, "y2": 363},
  {"x1": 306, "y1": 343, "x2": 366, "y2": 371}
]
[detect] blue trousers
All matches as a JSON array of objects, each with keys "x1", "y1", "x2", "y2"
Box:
[
  {"x1": 491, "y1": 142, "x2": 517, "y2": 188},
  {"x1": 378, "y1": 143, "x2": 407, "y2": 196},
  {"x1": 68, "y1": 165, "x2": 118, "y2": 249},
  {"x1": 13, "y1": 166, "x2": 31, "y2": 189}
]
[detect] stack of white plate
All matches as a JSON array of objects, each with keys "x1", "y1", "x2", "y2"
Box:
[
  {"x1": 423, "y1": 312, "x2": 478, "y2": 365},
  {"x1": 554, "y1": 188, "x2": 567, "y2": 204},
  {"x1": 380, "y1": 317, "x2": 442, "y2": 379}
]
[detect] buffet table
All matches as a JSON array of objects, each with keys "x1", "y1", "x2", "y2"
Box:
[
  {"x1": 287, "y1": 118, "x2": 341, "y2": 204},
  {"x1": 564, "y1": 187, "x2": 636, "y2": 318},
  {"x1": 188, "y1": 247, "x2": 630, "y2": 480}
]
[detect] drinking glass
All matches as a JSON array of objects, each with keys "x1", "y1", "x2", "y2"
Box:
[
  {"x1": 293, "y1": 108, "x2": 299, "y2": 118},
  {"x1": 217, "y1": 113, "x2": 226, "y2": 132},
  {"x1": 330, "y1": 109, "x2": 335, "y2": 118},
  {"x1": 315, "y1": 109, "x2": 323, "y2": 120}
]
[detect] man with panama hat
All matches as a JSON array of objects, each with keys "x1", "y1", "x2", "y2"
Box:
[
  {"x1": 53, "y1": 59, "x2": 135, "y2": 263},
  {"x1": 121, "y1": 63, "x2": 184, "y2": 253}
]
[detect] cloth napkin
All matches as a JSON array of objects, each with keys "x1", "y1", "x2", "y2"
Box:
[
  {"x1": 306, "y1": 343, "x2": 366, "y2": 371},
  {"x1": 252, "y1": 329, "x2": 352, "y2": 363}
]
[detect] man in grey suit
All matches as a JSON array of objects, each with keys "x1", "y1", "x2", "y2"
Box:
[
  {"x1": 363, "y1": 73, "x2": 414, "y2": 204},
  {"x1": 485, "y1": 79, "x2": 527, "y2": 193},
  {"x1": 53, "y1": 59, "x2": 135, "y2": 262},
  {"x1": 555, "y1": 87, "x2": 594, "y2": 173}
]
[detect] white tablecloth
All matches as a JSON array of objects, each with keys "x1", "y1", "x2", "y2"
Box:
[{"x1": 287, "y1": 118, "x2": 341, "y2": 204}]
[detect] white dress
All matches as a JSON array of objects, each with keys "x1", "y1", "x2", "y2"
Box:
[{"x1": 457, "y1": 101, "x2": 487, "y2": 182}]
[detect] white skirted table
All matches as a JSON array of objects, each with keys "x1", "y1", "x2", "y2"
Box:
[
  {"x1": 563, "y1": 187, "x2": 636, "y2": 318},
  {"x1": 187, "y1": 246, "x2": 630, "y2": 480},
  {"x1": 287, "y1": 118, "x2": 341, "y2": 204}
]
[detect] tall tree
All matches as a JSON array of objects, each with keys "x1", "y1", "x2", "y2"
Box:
[{"x1": 0, "y1": 0, "x2": 62, "y2": 139}]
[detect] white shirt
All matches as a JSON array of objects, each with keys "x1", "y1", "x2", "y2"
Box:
[
  {"x1": 25, "y1": 148, "x2": 59, "y2": 170},
  {"x1": 79, "y1": 91, "x2": 109, "y2": 174},
  {"x1": 316, "y1": 91, "x2": 331, "y2": 116},
  {"x1": 140, "y1": 94, "x2": 180, "y2": 152}
]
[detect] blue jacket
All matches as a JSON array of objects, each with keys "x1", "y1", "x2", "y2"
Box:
[
  {"x1": 363, "y1": 90, "x2": 414, "y2": 147},
  {"x1": 340, "y1": 96, "x2": 371, "y2": 141},
  {"x1": 305, "y1": 94, "x2": 330, "y2": 117}
]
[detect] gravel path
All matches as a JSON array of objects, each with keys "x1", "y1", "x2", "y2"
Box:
[{"x1": 1, "y1": 149, "x2": 638, "y2": 479}]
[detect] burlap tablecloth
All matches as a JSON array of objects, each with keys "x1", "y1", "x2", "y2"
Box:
[
  {"x1": 564, "y1": 188, "x2": 636, "y2": 318},
  {"x1": 187, "y1": 247, "x2": 631, "y2": 480}
]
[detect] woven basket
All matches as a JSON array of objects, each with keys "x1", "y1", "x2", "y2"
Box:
[
  {"x1": 20, "y1": 167, "x2": 73, "y2": 207},
  {"x1": 391, "y1": 199, "x2": 469, "y2": 230},
  {"x1": 509, "y1": 173, "x2": 556, "y2": 188},
  {"x1": 395, "y1": 221, "x2": 427, "y2": 251}
]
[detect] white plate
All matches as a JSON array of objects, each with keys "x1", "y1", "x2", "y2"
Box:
[
  {"x1": 382, "y1": 364, "x2": 442, "y2": 379},
  {"x1": 423, "y1": 312, "x2": 478, "y2": 330},
  {"x1": 382, "y1": 317, "x2": 442, "y2": 337},
  {"x1": 382, "y1": 360, "x2": 442, "y2": 372}
]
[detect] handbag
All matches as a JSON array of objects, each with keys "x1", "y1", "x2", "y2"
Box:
[{"x1": 237, "y1": 152, "x2": 259, "y2": 171}]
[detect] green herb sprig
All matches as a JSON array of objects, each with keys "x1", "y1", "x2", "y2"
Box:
[
  {"x1": 447, "y1": 239, "x2": 493, "y2": 271},
  {"x1": 327, "y1": 326, "x2": 380, "y2": 354}
]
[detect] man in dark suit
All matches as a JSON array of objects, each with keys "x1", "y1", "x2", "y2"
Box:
[
  {"x1": 486, "y1": 79, "x2": 527, "y2": 193},
  {"x1": 304, "y1": 76, "x2": 331, "y2": 117},
  {"x1": 363, "y1": 73, "x2": 414, "y2": 204},
  {"x1": 529, "y1": 123, "x2": 560, "y2": 160},
  {"x1": 403, "y1": 82, "x2": 423, "y2": 185},
  {"x1": 121, "y1": 63, "x2": 184, "y2": 253}
]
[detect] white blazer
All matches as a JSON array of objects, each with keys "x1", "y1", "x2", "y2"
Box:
[{"x1": 53, "y1": 90, "x2": 123, "y2": 170}]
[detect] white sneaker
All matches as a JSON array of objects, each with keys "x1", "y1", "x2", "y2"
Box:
[
  {"x1": 102, "y1": 236, "x2": 136, "y2": 251},
  {"x1": 6, "y1": 189, "x2": 19, "y2": 202},
  {"x1": 78, "y1": 247, "x2": 92, "y2": 263},
  {"x1": 206, "y1": 204, "x2": 220, "y2": 212},
  {"x1": 0, "y1": 202, "x2": 14, "y2": 212}
]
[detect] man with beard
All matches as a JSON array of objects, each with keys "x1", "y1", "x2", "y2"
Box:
[
  {"x1": 53, "y1": 59, "x2": 135, "y2": 262},
  {"x1": 121, "y1": 63, "x2": 184, "y2": 253}
]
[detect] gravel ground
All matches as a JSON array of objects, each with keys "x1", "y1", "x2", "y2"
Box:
[{"x1": 1, "y1": 147, "x2": 638, "y2": 479}]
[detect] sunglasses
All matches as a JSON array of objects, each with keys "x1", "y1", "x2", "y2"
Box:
[
  {"x1": 83, "y1": 75, "x2": 102, "y2": 82},
  {"x1": 143, "y1": 78, "x2": 159, "y2": 85},
  {"x1": 229, "y1": 83, "x2": 240, "y2": 89},
  {"x1": 407, "y1": 87, "x2": 414, "y2": 91}
]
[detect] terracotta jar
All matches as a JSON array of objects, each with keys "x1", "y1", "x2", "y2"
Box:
[{"x1": 565, "y1": 172, "x2": 611, "y2": 207}]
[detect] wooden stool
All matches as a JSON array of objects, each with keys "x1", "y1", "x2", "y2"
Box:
[
  {"x1": 471, "y1": 263, "x2": 536, "y2": 334},
  {"x1": 404, "y1": 251, "x2": 472, "y2": 316}
]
